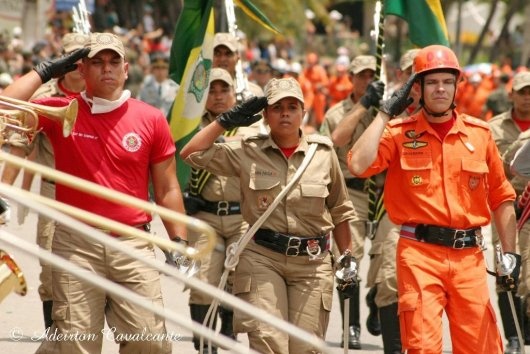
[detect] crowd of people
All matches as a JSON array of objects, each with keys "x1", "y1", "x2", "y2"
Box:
[{"x1": 0, "y1": 12, "x2": 529, "y2": 354}]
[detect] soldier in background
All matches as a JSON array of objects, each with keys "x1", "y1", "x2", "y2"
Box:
[
  {"x1": 489, "y1": 70, "x2": 530, "y2": 353},
  {"x1": 213, "y1": 32, "x2": 263, "y2": 100},
  {"x1": 320, "y1": 54, "x2": 379, "y2": 350},
  {"x1": 137, "y1": 51, "x2": 179, "y2": 116},
  {"x1": 185, "y1": 68, "x2": 261, "y2": 353}
]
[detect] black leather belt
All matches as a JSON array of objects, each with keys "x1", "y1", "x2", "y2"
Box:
[
  {"x1": 413, "y1": 224, "x2": 480, "y2": 248},
  {"x1": 345, "y1": 178, "x2": 366, "y2": 191},
  {"x1": 253, "y1": 228, "x2": 329, "y2": 256},
  {"x1": 201, "y1": 200, "x2": 241, "y2": 216}
]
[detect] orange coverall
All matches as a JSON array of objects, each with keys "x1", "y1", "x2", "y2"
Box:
[{"x1": 349, "y1": 110, "x2": 516, "y2": 353}]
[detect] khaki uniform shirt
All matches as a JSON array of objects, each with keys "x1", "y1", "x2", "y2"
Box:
[
  {"x1": 185, "y1": 132, "x2": 356, "y2": 237},
  {"x1": 489, "y1": 110, "x2": 527, "y2": 194},
  {"x1": 320, "y1": 97, "x2": 375, "y2": 180},
  {"x1": 19, "y1": 79, "x2": 64, "y2": 165},
  {"x1": 508, "y1": 130, "x2": 530, "y2": 178}
]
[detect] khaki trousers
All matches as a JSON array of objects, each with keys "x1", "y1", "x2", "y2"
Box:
[
  {"x1": 36, "y1": 224, "x2": 171, "y2": 354},
  {"x1": 347, "y1": 188, "x2": 369, "y2": 262},
  {"x1": 37, "y1": 180, "x2": 56, "y2": 301},
  {"x1": 233, "y1": 241, "x2": 333, "y2": 354},
  {"x1": 188, "y1": 211, "x2": 247, "y2": 304},
  {"x1": 364, "y1": 213, "x2": 400, "y2": 307}
]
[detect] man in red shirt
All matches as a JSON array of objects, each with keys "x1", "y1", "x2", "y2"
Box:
[
  {"x1": 349, "y1": 45, "x2": 519, "y2": 353},
  {"x1": 1, "y1": 32, "x2": 186, "y2": 353}
]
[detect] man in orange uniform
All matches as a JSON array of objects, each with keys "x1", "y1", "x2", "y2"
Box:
[{"x1": 348, "y1": 45, "x2": 519, "y2": 353}]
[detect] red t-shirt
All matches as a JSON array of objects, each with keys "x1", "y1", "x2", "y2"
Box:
[
  {"x1": 35, "y1": 96, "x2": 176, "y2": 226},
  {"x1": 514, "y1": 117, "x2": 530, "y2": 132}
]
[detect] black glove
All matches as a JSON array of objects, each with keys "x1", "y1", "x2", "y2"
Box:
[
  {"x1": 380, "y1": 74, "x2": 416, "y2": 117},
  {"x1": 360, "y1": 80, "x2": 385, "y2": 109},
  {"x1": 33, "y1": 47, "x2": 90, "y2": 83},
  {"x1": 497, "y1": 252, "x2": 521, "y2": 292},
  {"x1": 217, "y1": 96, "x2": 267, "y2": 130}
]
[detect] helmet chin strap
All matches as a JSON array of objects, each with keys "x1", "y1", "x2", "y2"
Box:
[{"x1": 419, "y1": 98, "x2": 456, "y2": 118}]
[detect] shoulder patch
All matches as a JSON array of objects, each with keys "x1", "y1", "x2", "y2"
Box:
[
  {"x1": 306, "y1": 134, "x2": 333, "y2": 147},
  {"x1": 462, "y1": 114, "x2": 490, "y2": 129}
]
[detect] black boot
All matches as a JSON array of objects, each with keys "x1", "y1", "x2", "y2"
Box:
[
  {"x1": 379, "y1": 303, "x2": 402, "y2": 354},
  {"x1": 524, "y1": 297, "x2": 530, "y2": 345},
  {"x1": 219, "y1": 307, "x2": 236, "y2": 340},
  {"x1": 498, "y1": 291, "x2": 523, "y2": 352},
  {"x1": 339, "y1": 286, "x2": 361, "y2": 349},
  {"x1": 366, "y1": 286, "x2": 382, "y2": 336},
  {"x1": 523, "y1": 312, "x2": 530, "y2": 345},
  {"x1": 505, "y1": 336, "x2": 521, "y2": 354},
  {"x1": 43, "y1": 300, "x2": 53, "y2": 330},
  {"x1": 190, "y1": 304, "x2": 218, "y2": 354}
]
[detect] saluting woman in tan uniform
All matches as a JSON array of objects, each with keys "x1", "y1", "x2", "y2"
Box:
[{"x1": 180, "y1": 77, "x2": 356, "y2": 354}]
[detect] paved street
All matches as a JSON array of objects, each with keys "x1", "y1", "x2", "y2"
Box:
[{"x1": 0, "y1": 178, "x2": 528, "y2": 353}]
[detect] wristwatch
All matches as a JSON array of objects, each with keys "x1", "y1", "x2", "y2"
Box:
[{"x1": 171, "y1": 236, "x2": 189, "y2": 246}]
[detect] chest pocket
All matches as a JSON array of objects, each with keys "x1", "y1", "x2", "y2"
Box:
[
  {"x1": 298, "y1": 182, "x2": 329, "y2": 216},
  {"x1": 400, "y1": 157, "x2": 432, "y2": 188},
  {"x1": 461, "y1": 159, "x2": 488, "y2": 192},
  {"x1": 249, "y1": 176, "x2": 280, "y2": 211}
]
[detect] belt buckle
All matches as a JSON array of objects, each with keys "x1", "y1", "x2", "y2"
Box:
[
  {"x1": 306, "y1": 239, "x2": 323, "y2": 261},
  {"x1": 452, "y1": 230, "x2": 467, "y2": 249},
  {"x1": 285, "y1": 237, "x2": 301, "y2": 256},
  {"x1": 217, "y1": 201, "x2": 229, "y2": 216}
]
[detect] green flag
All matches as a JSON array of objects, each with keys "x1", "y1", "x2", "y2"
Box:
[
  {"x1": 385, "y1": 0, "x2": 449, "y2": 47},
  {"x1": 168, "y1": 0, "x2": 214, "y2": 190},
  {"x1": 235, "y1": 0, "x2": 280, "y2": 34}
]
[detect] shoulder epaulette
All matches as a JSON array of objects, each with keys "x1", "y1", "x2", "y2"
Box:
[
  {"x1": 244, "y1": 133, "x2": 268, "y2": 142},
  {"x1": 306, "y1": 134, "x2": 333, "y2": 147},
  {"x1": 31, "y1": 81, "x2": 59, "y2": 99},
  {"x1": 462, "y1": 114, "x2": 490, "y2": 129},
  {"x1": 488, "y1": 111, "x2": 510, "y2": 124},
  {"x1": 388, "y1": 116, "x2": 415, "y2": 127}
]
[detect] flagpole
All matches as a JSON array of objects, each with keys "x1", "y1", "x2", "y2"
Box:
[
  {"x1": 365, "y1": 1, "x2": 387, "y2": 234},
  {"x1": 224, "y1": 0, "x2": 253, "y2": 102}
]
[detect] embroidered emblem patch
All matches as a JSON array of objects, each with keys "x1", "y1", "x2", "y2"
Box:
[
  {"x1": 405, "y1": 130, "x2": 424, "y2": 139},
  {"x1": 411, "y1": 175, "x2": 422, "y2": 185},
  {"x1": 122, "y1": 132, "x2": 142, "y2": 152},
  {"x1": 403, "y1": 141, "x2": 428, "y2": 149},
  {"x1": 257, "y1": 194, "x2": 273, "y2": 210},
  {"x1": 469, "y1": 176, "x2": 480, "y2": 190}
]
